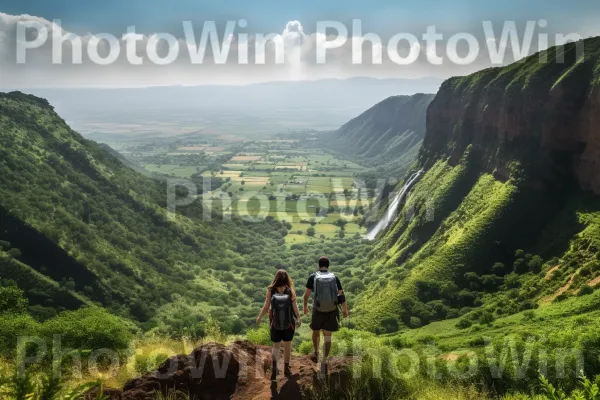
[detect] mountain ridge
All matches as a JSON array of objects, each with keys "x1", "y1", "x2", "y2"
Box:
[{"x1": 324, "y1": 93, "x2": 434, "y2": 175}]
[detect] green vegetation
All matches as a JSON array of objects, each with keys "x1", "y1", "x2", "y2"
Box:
[
  {"x1": 323, "y1": 94, "x2": 434, "y2": 178},
  {"x1": 3, "y1": 37, "x2": 600, "y2": 400},
  {"x1": 0, "y1": 92, "x2": 371, "y2": 341}
]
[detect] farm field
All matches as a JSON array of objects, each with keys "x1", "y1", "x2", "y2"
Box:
[{"x1": 124, "y1": 137, "x2": 373, "y2": 244}]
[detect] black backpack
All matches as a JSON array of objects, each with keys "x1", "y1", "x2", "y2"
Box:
[{"x1": 270, "y1": 287, "x2": 293, "y2": 330}]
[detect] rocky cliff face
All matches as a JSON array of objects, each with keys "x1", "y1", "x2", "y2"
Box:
[{"x1": 420, "y1": 38, "x2": 600, "y2": 194}]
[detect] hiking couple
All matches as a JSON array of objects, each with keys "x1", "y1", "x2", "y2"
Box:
[{"x1": 255, "y1": 256, "x2": 349, "y2": 381}]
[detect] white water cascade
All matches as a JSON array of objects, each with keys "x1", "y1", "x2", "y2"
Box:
[{"x1": 365, "y1": 170, "x2": 423, "y2": 240}]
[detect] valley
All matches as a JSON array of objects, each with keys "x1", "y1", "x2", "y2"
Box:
[{"x1": 2, "y1": 37, "x2": 600, "y2": 400}]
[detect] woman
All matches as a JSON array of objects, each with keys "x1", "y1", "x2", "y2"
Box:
[{"x1": 256, "y1": 269, "x2": 301, "y2": 381}]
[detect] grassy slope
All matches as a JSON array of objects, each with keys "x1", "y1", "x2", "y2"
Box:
[
  {"x1": 355, "y1": 38, "x2": 600, "y2": 333},
  {"x1": 354, "y1": 155, "x2": 519, "y2": 329}
]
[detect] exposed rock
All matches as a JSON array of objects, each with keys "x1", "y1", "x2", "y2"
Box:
[
  {"x1": 420, "y1": 37, "x2": 600, "y2": 194},
  {"x1": 101, "y1": 341, "x2": 352, "y2": 400}
]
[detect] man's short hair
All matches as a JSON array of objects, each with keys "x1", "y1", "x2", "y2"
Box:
[{"x1": 318, "y1": 256, "x2": 330, "y2": 268}]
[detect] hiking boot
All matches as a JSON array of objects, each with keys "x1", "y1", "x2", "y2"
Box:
[
  {"x1": 310, "y1": 353, "x2": 319, "y2": 363},
  {"x1": 271, "y1": 361, "x2": 277, "y2": 381},
  {"x1": 284, "y1": 363, "x2": 292, "y2": 377}
]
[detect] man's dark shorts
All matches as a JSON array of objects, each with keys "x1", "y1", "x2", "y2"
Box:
[{"x1": 310, "y1": 310, "x2": 339, "y2": 332}]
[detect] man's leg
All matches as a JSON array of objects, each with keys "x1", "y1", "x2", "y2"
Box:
[
  {"x1": 311, "y1": 330, "x2": 320, "y2": 362},
  {"x1": 320, "y1": 330, "x2": 333, "y2": 376},
  {"x1": 322, "y1": 330, "x2": 333, "y2": 361}
]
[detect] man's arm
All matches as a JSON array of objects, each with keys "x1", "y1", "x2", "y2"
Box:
[
  {"x1": 337, "y1": 277, "x2": 349, "y2": 318},
  {"x1": 340, "y1": 297, "x2": 349, "y2": 318},
  {"x1": 303, "y1": 288, "x2": 312, "y2": 315}
]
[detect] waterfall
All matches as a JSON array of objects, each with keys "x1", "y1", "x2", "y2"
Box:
[{"x1": 365, "y1": 170, "x2": 423, "y2": 240}]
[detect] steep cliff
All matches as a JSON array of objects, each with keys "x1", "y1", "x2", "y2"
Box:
[
  {"x1": 353, "y1": 38, "x2": 600, "y2": 332},
  {"x1": 324, "y1": 94, "x2": 434, "y2": 174},
  {"x1": 420, "y1": 38, "x2": 600, "y2": 193}
]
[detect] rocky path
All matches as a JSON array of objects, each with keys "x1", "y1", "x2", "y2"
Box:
[{"x1": 92, "y1": 341, "x2": 353, "y2": 400}]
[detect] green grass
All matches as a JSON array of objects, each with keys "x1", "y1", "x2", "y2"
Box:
[{"x1": 354, "y1": 157, "x2": 517, "y2": 329}]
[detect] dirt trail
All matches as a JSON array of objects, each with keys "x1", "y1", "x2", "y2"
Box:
[
  {"x1": 93, "y1": 341, "x2": 352, "y2": 400},
  {"x1": 541, "y1": 273, "x2": 576, "y2": 305}
]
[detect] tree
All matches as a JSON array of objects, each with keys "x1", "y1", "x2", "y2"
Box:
[
  {"x1": 307, "y1": 227, "x2": 316, "y2": 237},
  {"x1": 7, "y1": 248, "x2": 21, "y2": 259},
  {"x1": 0, "y1": 285, "x2": 28, "y2": 314}
]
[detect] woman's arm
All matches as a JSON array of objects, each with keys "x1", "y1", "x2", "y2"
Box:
[{"x1": 256, "y1": 289, "x2": 271, "y2": 325}]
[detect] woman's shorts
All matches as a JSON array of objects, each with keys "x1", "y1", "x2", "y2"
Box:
[{"x1": 270, "y1": 326, "x2": 295, "y2": 342}]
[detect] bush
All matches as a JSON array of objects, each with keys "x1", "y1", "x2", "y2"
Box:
[
  {"x1": 578, "y1": 285, "x2": 595, "y2": 296},
  {"x1": 408, "y1": 317, "x2": 423, "y2": 328},
  {"x1": 6, "y1": 248, "x2": 21, "y2": 259},
  {"x1": 40, "y1": 308, "x2": 132, "y2": 356},
  {"x1": 298, "y1": 340, "x2": 313, "y2": 355},
  {"x1": 455, "y1": 319, "x2": 472, "y2": 329},
  {"x1": 0, "y1": 286, "x2": 28, "y2": 314},
  {"x1": 478, "y1": 312, "x2": 495, "y2": 325},
  {"x1": 246, "y1": 325, "x2": 271, "y2": 346},
  {"x1": 0, "y1": 313, "x2": 39, "y2": 356}
]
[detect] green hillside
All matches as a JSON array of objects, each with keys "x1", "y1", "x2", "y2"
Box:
[
  {"x1": 354, "y1": 38, "x2": 600, "y2": 336},
  {"x1": 0, "y1": 92, "x2": 369, "y2": 339},
  {"x1": 324, "y1": 93, "x2": 434, "y2": 175}
]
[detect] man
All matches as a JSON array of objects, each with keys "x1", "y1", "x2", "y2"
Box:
[{"x1": 303, "y1": 256, "x2": 349, "y2": 376}]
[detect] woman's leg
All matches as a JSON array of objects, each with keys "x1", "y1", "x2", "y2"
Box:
[
  {"x1": 271, "y1": 342, "x2": 281, "y2": 380},
  {"x1": 272, "y1": 342, "x2": 281, "y2": 361},
  {"x1": 283, "y1": 341, "x2": 292, "y2": 364},
  {"x1": 283, "y1": 340, "x2": 293, "y2": 377}
]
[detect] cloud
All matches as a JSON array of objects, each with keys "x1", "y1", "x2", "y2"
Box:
[{"x1": 282, "y1": 20, "x2": 305, "y2": 46}]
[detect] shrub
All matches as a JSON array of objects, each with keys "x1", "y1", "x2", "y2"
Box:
[
  {"x1": 0, "y1": 313, "x2": 39, "y2": 356},
  {"x1": 0, "y1": 286, "x2": 28, "y2": 314},
  {"x1": 478, "y1": 312, "x2": 495, "y2": 325},
  {"x1": 246, "y1": 325, "x2": 271, "y2": 346},
  {"x1": 522, "y1": 310, "x2": 536, "y2": 321},
  {"x1": 40, "y1": 307, "x2": 132, "y2": 356},
  {"x1": 578, "y1": 285, "x2": 595, "y2": 296},
  {"x1": 298, "y1": 340, "x2": 313, "y2": 355},
  {"x1": 456, "y1": 319, "x2": 473, "y2": 329},
  {"x1": 408, "y1": 317, "x2": 423, "y2": 328}
]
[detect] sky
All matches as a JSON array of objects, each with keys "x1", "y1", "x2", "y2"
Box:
[{"x1": 1, "y1": 0, "x2": 599, "y2": 88}]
